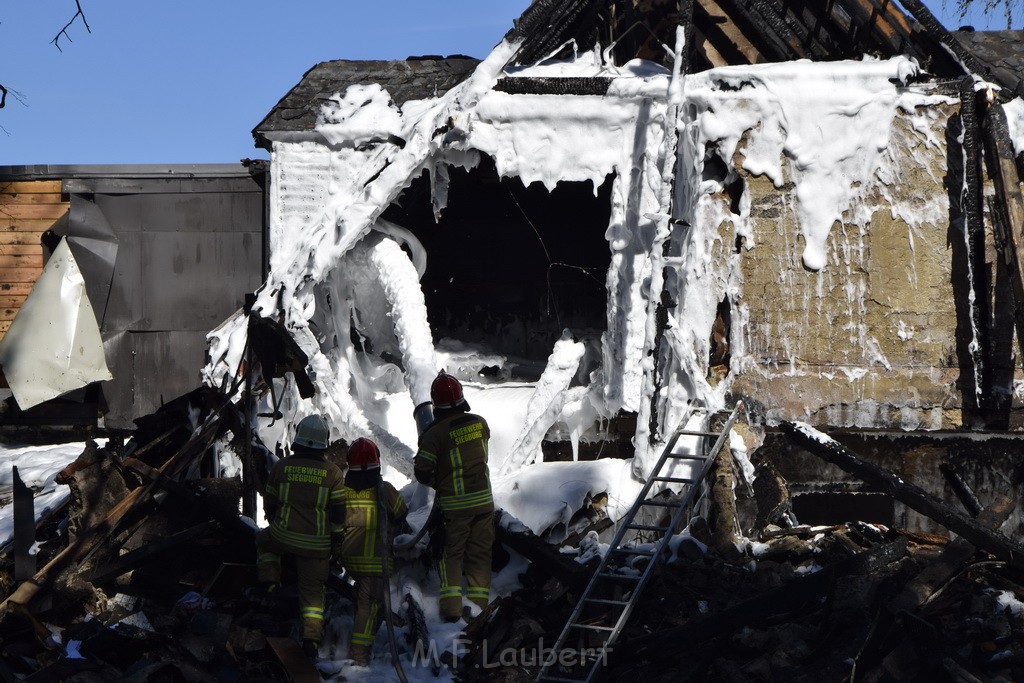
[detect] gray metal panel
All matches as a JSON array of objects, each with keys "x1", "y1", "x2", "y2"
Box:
[
  {"x1": 131, "y1": 331, "x2": 209, "y2": 418},
  {"x1": 92, "y1": 191, "x2": 262, "y2": 232},
  {"x1": 92, "y1": 195, "x2": 143, "y2": 233},
  {"x1": 101, "y1": 231, "x2": 144, "y2": 331},
  {"x1": 140, "y1": 231, "x2": 262, "y2": 331},
  {"x1": 65, "y1": 176, "x2": 264, "y2": 195},
  {"x1": 0, "y1": 164, "x2": 259, "y2": 180},
  {"x1": 100, "y1": 331, "x2": 135, "y2": 430}
]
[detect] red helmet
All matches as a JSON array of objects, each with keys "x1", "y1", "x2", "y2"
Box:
[
  {"x1": 431, "y1": 370, "x2": 466, "y2": 409},
  {"x1": 348, "y1": 438, "x2": 381, "y2": 470}
]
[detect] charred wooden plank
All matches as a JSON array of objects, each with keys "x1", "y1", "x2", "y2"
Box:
[
  {"x1": 495, "y1": 517, "x2": 591, "y2": 590},
  {"x1": 122, "y1": 457, "x2": 254, "y2": 539},
  {"x1": 494, "y1": 77, "x2": 611, "y2": 96},
  {"x1": 614, "y1": 537, "x2": 910, "y2": 662},
  {"x1": 889, "y1": 493, "x2": 1016, "y2": 613},
  {"x1": 939, "y1": 462, "x2": 983, "y2": 517},
  {"x1": 266, "y1": 636, "x2": 322, "y2": 683},
  {"x1": 982, "y1": 103, "x2": 1024, "y2": 372},
  {"x1": 711, "y1": 446, "x2": 743, "y2": 561},
  {"x1": 81, "y1": 520, "x2": 221, "y2": 586},
  {"x1": 12, "y1": 467, "x2": 35, "y2": 582},
  {"x1": 780, "y1": 421, "x2": 1024, "y2": 571}
]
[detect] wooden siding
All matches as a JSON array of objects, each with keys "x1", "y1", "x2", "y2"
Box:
[{"x1": 0, "y1": 180, "x2": 68, "y2": 343}]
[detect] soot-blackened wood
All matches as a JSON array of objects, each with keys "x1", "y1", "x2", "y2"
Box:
[
  {"x1": 983, "y1": 103, "x2": 1024, "y2": 371},
  {"x1": 779, "y1": 421, "x2": 1024, "y2": 571},
  {"x1": 495, "y1": 519, "x2": 590, "y2": 590},
  {"x1": 896, "y1": 0, "x2": 991, "y2": 79},
  {"x1": 614, "y1": 537, "x2": 910, "y2": 663},
  {"x1": 81, "y1": 520, "x2": 221, "y2": 586},
  {"x1": 957, "y1": 76, "x2": 990, "y2": 411},
  {"x1": 890, "y1": 493, "x2": 1016, "y2": 613},
  {"x1": 938, "y1": 463, "x2": 983, "y2": 517},
  {"x1": 711, "y1": 446, "x2": 743, "y2": 560},
  {"x1": 12, "y1": 467, "x2": 35, "y2": 582}
]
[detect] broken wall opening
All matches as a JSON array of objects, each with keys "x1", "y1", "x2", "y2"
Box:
[{"x1": 382, "y1": 155, "x2": 614, "y2": 372}]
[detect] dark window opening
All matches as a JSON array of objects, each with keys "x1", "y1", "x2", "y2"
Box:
[
  {"x1": 709, "y1": 297, "x2": 731, "y2": 380},
  {"x1": 382, "y1": 155, "x2": 614, "y2": 369}
]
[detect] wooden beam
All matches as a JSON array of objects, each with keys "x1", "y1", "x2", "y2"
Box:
[
  {"x1": 779, "y1": 421, "x2": 1024, "y2": 571},
  {"x1": 0, "y1": 181, "x2": 62, "y2": 194},
  {"x1": 12, "y1": 467, "x2": 36, "y2": 582},
  {"x1": 0, "y1": 218, "x2": 63, "y2": 232},
  {"x1": 0, "y1": 244, "x2": 43, "y2": 256},
  {"x1": 0, "y1": 193, "x2": 66, "y2": 205},
  {"x1": 0, "y1": 284, "x2": 34, "y2": 296},
  {"x1": 0, "y1": 295, "x2": 29, "y2": 309},
  {"x1": 81, "y1": 520, "x2": 221, "y2": 585},
  {"x1": 982, "y1": 103, "x2": 1024, "y2": 371},
  {"x1": 889, "y1": 493, "x2": 1016, "y2": 613},
  {"x1": 695, "y1": 0, "x2": 763, "y2": 64},
  {"x1": 0, "y1": 254, "x2": 43, "y2": 269},
  {"x1": 0, "y1": 204, "x2": 71, "y2": 220},
  {"x1": 0, "y1": 268, "x2": 44, "y2": 283}
]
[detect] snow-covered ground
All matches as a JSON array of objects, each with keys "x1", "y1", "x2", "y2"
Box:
[{"x1": 0, "y1": 440, "x2": 86, "y2": 549}]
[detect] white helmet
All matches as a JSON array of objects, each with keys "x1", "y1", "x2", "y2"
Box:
[{"x1": 293, "y1": 414, "x2": 330, "y2": 450}]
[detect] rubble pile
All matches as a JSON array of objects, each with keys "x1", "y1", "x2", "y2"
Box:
[
  {"x1": 457, "y1": 426, "x2": 1024, "y2": 683},
  {"x1": 0, "y1": 388, "x2": 304, "y2": 682},
  {"x1": 2, "y1": 393, "x2": 1024, "y2": 682}
]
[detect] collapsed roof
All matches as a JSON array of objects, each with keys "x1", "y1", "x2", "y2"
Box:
[{"x1": 254, "y1": 0, "x2": 1024, "y2": 153}]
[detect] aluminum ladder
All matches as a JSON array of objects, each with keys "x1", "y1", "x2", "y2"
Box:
[{"x1": 535, "y1": 402, "x2": 744, "y2": 683}]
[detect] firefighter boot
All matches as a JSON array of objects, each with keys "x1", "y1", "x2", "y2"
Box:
[{"x1": 349, "y1": 643, "x2": 371, "y2": 667}]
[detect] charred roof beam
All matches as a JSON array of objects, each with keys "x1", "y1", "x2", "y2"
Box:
[
  {"x1": 693, "y1": 0, "x2": 763, "y2": 66},
  {"x1": 714, "y1": 0, "x2": 802, "y2": 63}
]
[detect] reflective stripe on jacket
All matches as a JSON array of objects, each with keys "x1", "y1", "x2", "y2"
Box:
[
  {"x1": 337, "y1": 482, "x2": 408, "y2": 575},
  {"x1": 264, "y1": 454, "x2": 345, "y2": 557},
  {"x1": 414, "y1": 412, "x2": 493, "y2": 516}
]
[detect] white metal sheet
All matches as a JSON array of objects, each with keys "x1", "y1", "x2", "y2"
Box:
[{"x1": 0, "y1": 240, "x2": 112, "y2": 409}]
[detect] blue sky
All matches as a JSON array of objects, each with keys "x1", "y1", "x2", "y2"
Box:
[{"x1": 0, "y1": 0, "x2": 1011, "y2": 166}]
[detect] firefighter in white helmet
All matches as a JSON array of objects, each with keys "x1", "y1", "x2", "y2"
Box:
[{"x1": 255, "y1": 414, "x2": 345, "y2": 659}]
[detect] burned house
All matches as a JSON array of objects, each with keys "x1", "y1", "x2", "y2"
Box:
[
  {"x1": 6, "y1": 1, "x2": 1024, "y2": 682},
  {"x1": 227, "y1": 0, "x2": 1024, "y2": 530}
]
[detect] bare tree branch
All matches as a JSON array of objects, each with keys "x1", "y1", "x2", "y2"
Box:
[
  {"x1": 51, "y1": 0, "x2": 91, "y2": 52},
  {"x1": 0, "y1": 84, "x2": 7, "y2": 110}
]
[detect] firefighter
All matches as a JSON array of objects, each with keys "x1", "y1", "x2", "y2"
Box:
[
  {"x1": 255, "y1": 414, "x2": 345, "y2": 658},
  {"x1": 414, "y1": 371, "x2": 494, "y2": 622},
  {"x1": 334, "y1": 437, "x2": 408, "y2": 667}
]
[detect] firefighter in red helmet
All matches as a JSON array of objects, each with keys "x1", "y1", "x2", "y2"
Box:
[
  {"x1": 414, "y1": 370, "x2": 493, "y2": 622},
  {"x1": 334, "y1": 437, "x2": 407, "y2": 666}
]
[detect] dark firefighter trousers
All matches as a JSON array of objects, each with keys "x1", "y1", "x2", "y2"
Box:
[
  {"x1": 438, "y1": 511, "x2": 494, "y2": 619},
  {"x1": 256, "y1": 529, "x2": 329, "y2": 641},
  {"x1": 349, "y1": 574, "x2": 385, "y2": 653}
]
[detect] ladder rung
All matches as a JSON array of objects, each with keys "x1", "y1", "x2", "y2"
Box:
[
  {"x1": 597, "y1": 572, "x2": 641, "y2": 580},
  {"x1": 569, "y1": 623, "x2": 616, "y2": 631},
  {"x1": 611, "y1": 546, "x2": 656, "y2": 556},
  {"x1": 584, "y1": 597, "x2": 629, "y2": 606},
  {"x1": 675, "y1": 430, "x2": 722, "y2": 436},
  {"x1": 652, "y1": 476, "x2": 693, "y2": 484},
  {"x1": 666, "y1": 454, "x2": 706, "y2": 460},
  {"x1": 625, "y1": 523, "x2": 667, "y2": 531}
]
